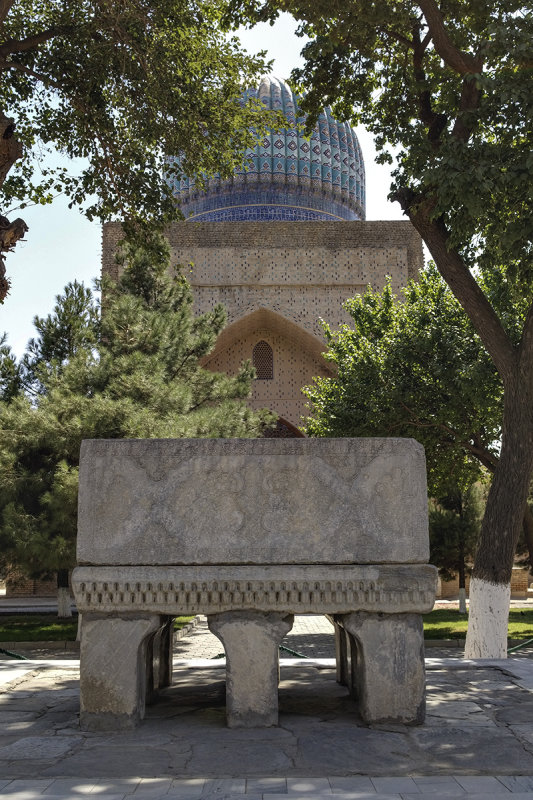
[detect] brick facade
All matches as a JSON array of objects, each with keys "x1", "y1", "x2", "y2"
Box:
[
  {"x1": 438, "y1": 568, "x2": 529, "y2": 600},
  {"x1": 102, "y1": 221, "x2": 423, "y2": 427}
]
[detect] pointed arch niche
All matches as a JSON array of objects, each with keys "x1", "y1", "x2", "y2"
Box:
[{"x1": 202, "y1": 308, "x2": 334, "y2": 429}]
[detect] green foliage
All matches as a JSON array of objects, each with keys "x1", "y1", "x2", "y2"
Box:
[
  {"x1": 429, "y1": 483, "x2": 484, "y2": 584},
  {"x1": 0, "y1": 234, "x2": 274, "y2": 580},
  {"x1": 304, "y1": 266, "x2": 501, "y2": 496},
  {"x1": 0, "y1": 0, "x2": 280, "y2": 226}
]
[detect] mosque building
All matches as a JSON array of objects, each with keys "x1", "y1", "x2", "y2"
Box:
[{"x1": 102, "y1": 76, "x2": 423, "y2": 436}]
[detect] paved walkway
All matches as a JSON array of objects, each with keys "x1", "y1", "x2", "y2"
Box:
[{"x1": 2, "y1": 616, "x2": 533, "y2": 799}]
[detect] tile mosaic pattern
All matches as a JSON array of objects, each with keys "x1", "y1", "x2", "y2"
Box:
[{"x1": 166, "y1": 77, "x2": 365, "y2": 222}]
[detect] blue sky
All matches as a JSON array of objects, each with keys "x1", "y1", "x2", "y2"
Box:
[{"x1": 0, "y1": 14, "x2": 403, "y2": 358}]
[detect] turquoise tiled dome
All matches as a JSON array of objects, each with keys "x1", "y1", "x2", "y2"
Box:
[{"x1": 167, "y1": 76, "x2": 365, "y2": 222}]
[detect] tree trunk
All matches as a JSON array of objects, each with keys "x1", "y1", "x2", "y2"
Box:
[
  {"x1": 522, "y1": 504, "x2": 533, "y2": 568},
  {"x1": 0, "y1": 111, "x2": 26, "y2": 303},
  {"x1": 458, "y1": 535, "x2": 467, "y2": 614},
  {"x1": 56, "y1": 568, "x2": 72, "y2": 619},
  {"x1": 465, "y1": 378, "x2": 533, "y2": 658}
]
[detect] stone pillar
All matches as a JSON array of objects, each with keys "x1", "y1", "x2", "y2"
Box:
[
  {"x1": 333, "y1": 619, "x2": 359, "y2": 696},
  {"x1": 208, "y1": 611, "x2": 294, "y2": 728},
  {"x1": 148, "y1": 617, "x2": 174, "y2": 697},
  {"x1": 145, "y1": 617, "x2": 174, "y2": 705},
  {"x1": 157, "y1": 617, "x2": 174, "y2": 690},
  {"x1": 337, "y1": 612, "x2": 426, "y2": 725},
  {"x1": 79, "y1": 614, "x2": 162, "y2": 731}
]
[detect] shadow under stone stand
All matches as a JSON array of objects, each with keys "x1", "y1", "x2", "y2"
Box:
[{"x1": 72, "y1": 438, "x2": 437, "y2": 730}]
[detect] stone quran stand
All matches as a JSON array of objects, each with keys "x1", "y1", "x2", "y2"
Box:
[{"x1": 72, "y1": 438, "x2": 437, "y2": 731}]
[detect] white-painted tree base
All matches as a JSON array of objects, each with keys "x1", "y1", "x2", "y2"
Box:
[
  {"x1": 464, "y1": 578, "x2": 510, "y2": 659},
  {"x1": 458, "y1": 587, "x2": 467, "y2": 615},
  {"x1": 57, "y1": 587, "x2": 72, "y2": 618}
]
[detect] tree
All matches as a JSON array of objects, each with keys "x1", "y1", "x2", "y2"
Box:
[
  {"x1": 429, "y1": 483, "x2": 483, "y2": 614},
  {"x1": 0, "y1": 234, "x2": 274, "y2": 614},
  {"x1": 0, "y1": 0, "x2": 280, "y2": 301},
  {"x1": 227, "y1": 0, "x2": 533, "y2": 656},
  {"x1": 304, "y1": 268, "x2": 500, "y2": 498}
]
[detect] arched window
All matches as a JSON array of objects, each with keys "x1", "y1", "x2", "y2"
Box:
[{"x1": 253, "y1": 340, "x2": 273, "y2": 380}]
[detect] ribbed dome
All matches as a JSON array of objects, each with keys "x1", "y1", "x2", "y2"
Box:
[{"x1": 167, "y1": 76, "x2": 365, "y2": 222}]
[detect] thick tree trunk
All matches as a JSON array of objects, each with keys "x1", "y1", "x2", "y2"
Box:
[
  {"x1": 458, "y1": 538, "x2": 467, "y2": 614},
  {"x1": 522, "y1": 504, "x2": 533, "y2": 567},
  {"x1": 399, "y1": 195, "x2": 533, "y2": 660},
  {"x1": 56, "y1": 568, "x2": 72, "y2": 619},
  {"x1": 0, "y1": 111, "x2": 26, "y2": 302},
  {"x1": 465, "y1": 378, "x2": 533, "y2": 658}
]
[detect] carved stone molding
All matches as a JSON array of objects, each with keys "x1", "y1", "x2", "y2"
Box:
[{"x1": 72, "y1": 564, "x2": 437, "y2": 615}]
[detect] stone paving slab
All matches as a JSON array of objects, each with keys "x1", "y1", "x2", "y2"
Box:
[
  {"x1": 2, "y1": 617, "x2": 533, "y2": 798},
  {"x1": 2, "y1": 658, "x2": 533, "y2": 782},
  {"x1": 4, "y1": 777, "x2": 533, "y2": 798}
]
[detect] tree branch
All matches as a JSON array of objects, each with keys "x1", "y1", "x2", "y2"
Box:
[
  {"x1": 412, "y1": 22, "x2": 447, "y2": 143},
  {"x1": 0, "y1": 28, "x2": 63, "y2": 56},
  {"x1": 467, "y1": 434, "x2": 498, "y2": 472},
  {"x1": 0, "y1": 57, "x2": 61, "y2": 88},
  {"x1": 451, "y1": 74, "x2": 483, "y2": 141},
  {"x1": 518, "y1": 301, "x2": 533, "y2": 382},
  {"x1": 394, "y1": 189, "x2": 517, "y2": 383},
  {"x1": 0, "y1": 111, "x2": 22, "y2": 183},
  {"x1": 418, "y1": 0, "x2": 482, "y2": 74},
  {"x1": 398, "y1": 399, "x2": 499, "y2": 475},
  {"x1": 0, "y1": 0, "x2": 15, "y2": 25}
]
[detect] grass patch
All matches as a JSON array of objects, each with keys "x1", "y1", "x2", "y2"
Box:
[
  {"x1": 0, "y1": 615, "x2": 78, "y2": 642},
  {"x1": 0, "y1": 615, "x2": 195, "y2": 642},
  {"x1": 1, "y1": 610, "x2": 533, "y2": 643},
  {"x1": 423, "y1": 608, "x2": 533, "y2": 640}
]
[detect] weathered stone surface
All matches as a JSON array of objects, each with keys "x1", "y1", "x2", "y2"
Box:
[
  {"x1": 79, "y1": 615, "x2": 162, "y2": 731},
  {"x1": 77, "y1": 438, "x2": 428, "y2": 566},
  {"x1": 337, "y1": 612, "x2": 426, "y2": 725},
  {"x1": 208, "y1": 612, "x2": 294, "y2": 728},
  {"x1": 0, "y1": 735, "x2": 82, "y2": 760},
  {"x1": 72, "y1": 564, "x2": 437, "y2": 616}
]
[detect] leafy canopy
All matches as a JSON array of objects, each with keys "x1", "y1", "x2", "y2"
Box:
[
  {"x1": 1, "y1": 0, "x2": 279, "y2": 224},
  {"x1": 303, "y1": 266, "x2": 502, "y2": 496}
]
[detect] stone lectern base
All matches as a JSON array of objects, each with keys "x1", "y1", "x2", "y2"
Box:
[{"x1": 73, "y1": 438, "x2": 437, "y2": 730}]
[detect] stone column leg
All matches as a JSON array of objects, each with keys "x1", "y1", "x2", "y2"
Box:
[
  {"x1": 79, "y1": 614, "x2": 162, "y2": 731},
  {"x1": 339, "y1": 611, "x2": 426, "y2": 725},
  {"x1": 147, "y1": 617, "x2": 174, "y2": 703},
  {"x1": 332, "y1": 619, "x2": 357, "y2": 694},
  {"x1": 157, "y1": 617, "x2": 174, "y2": 690},
  {"x1": 208, "y1": 611, "x2": 294, "y2": 728}
]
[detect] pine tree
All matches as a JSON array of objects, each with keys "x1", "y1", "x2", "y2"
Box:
[
  {"x1": 429, "y1": 484, "x2": 484, "y2": 614},
  {"x1": 0, "y1": 234, "x2": 273, "y2": 614}
]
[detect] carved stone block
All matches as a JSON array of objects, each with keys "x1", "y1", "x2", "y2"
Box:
[{"x1": 77, "y1": 438, "x2": 429, "y2": 566}]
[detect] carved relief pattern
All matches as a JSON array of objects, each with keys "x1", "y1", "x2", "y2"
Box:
[{"x1": 73, "y1": 572, "x2": 436, "y2": 615}]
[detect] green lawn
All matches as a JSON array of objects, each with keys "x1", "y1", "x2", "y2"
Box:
[
  {"x1": 1, "y1": 610, "x2": 533, "y2": 643},
  {"x1": 423, "y1": 608, "x2": 533, "y2": 639},
  {"x1": 0, "y1": 615, "x2": 195, "y2": 642}
]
